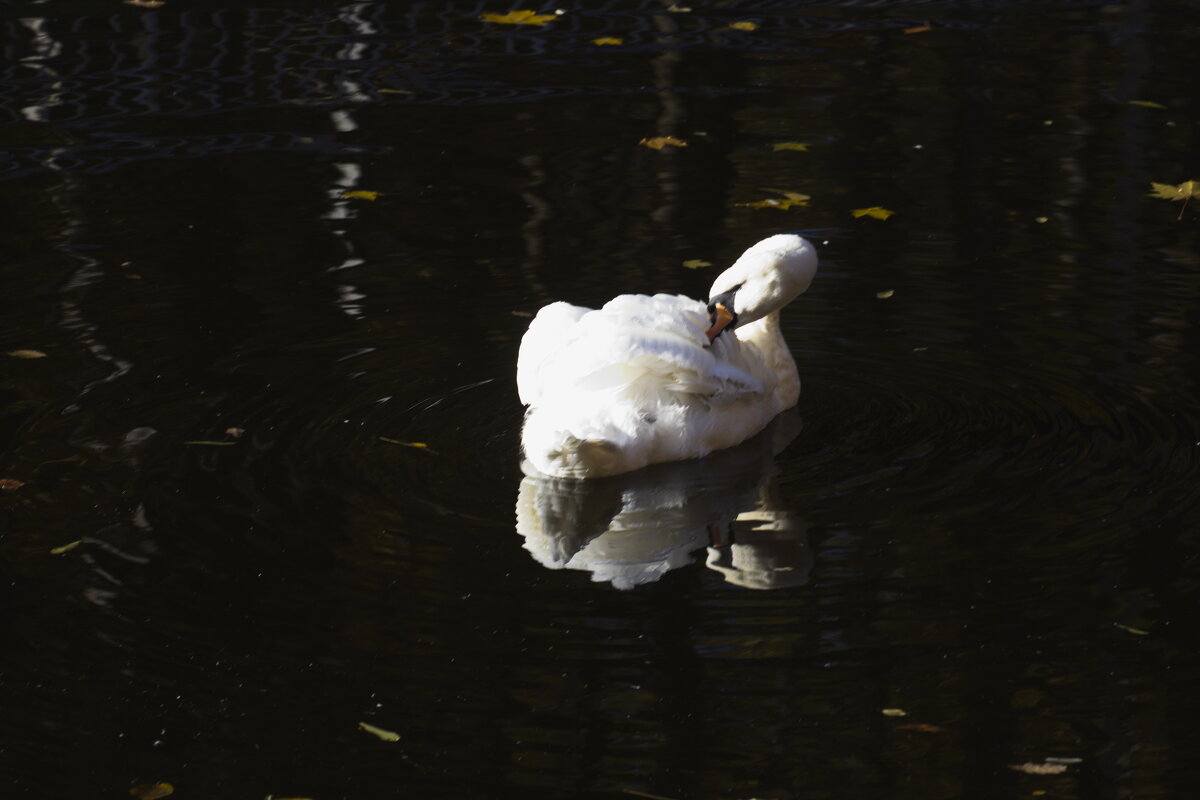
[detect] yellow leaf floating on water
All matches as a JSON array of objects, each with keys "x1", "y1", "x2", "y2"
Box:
[
  {"x1": 904, "y1": 24, "x2": 932, "y2": 34},
  {"x1": 739, "y1": 189, "x2": 810, "y2": 211},
  {"x1": 592, "y1": 37, "x2": 623, "y2": 45},
  {"x1": 479, "y1": 10, "x2": 558, "y2": 25},
  {"x1": 881, "y1": 708, "x2": 907, "y2": 717},
  {"x1": 1148, "y1": 180, "x2": 1200, "y2": 201},
  {"x1": 51, "y1": 541, "x2": 82, "y2": 555},
  {"x1": 358, "y1": 721, "x2": 400, "y2": 742},
  {"x1": 1149, "y1": 180, "x2": 1200, "y2": 218},
  {"x1": 130, "y1": 782, "x2": 174, "y2": 800},
  {"x1": 1114, "y1": 622, "x2": 1150, "y2": 636},
  {"x1": 7, "y1": 349, "x2": 47, "y2": 359},
  {"x1": 342, "y1": 190, "x2": 380, "y2": 201},
  {"x1": 639, "y1": 136, "x2": 688, "y2": 150},
  {"x1": 0, "y1": 478, "x2": 26, "y2": 490},
  {"x1": 730, "y1": 21, "x2": 758, "y2": 31},
  {"x1": 379, "y1": 437, "x2": 438, "y2": 454},
  {"x1": 682, "y1": 259, "x2": 712, "y2": 269},
  {"x1": 772, "y1": 142, "x2": 809, "y2": 152},
  {"x1": 852, "y1": 206, "x2": 895, "y2": 220},
  {"x1": 124, "y1": 0, "x2": 166, "y2": 7},
  {"x1": 876, "y1": 289, "x2": 894, "y2": 299},
  {"x1": 1129, "y1": 99, "x2": 1167, "y2": 109}
]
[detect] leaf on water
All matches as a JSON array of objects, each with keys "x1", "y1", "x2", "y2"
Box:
[
  {"x1": 667, "y1": 4, "x2": 692, "y2": 11},
  {"x1": 592, "y1": 37, "x2": 623, "y2": 45},
  {"x1": 479, "y1": 10, "x2": 558, "y2": 25},
  {"x1": 904, "y1": 24, "x2": 932, "y2": 34},
  {"x1": 379, "y1": 437, "x2": 438, "y2": 454},
  {"x1": 130, "y1": 782, "x2": 174, "y2": 800},
  {"x1": 772, "y1": 142, "x2": 810, "y2": 152},
  {"x1": 50, "y1": 540, "x2": 82, "y2": 555},
  {"x1": 358, "y1": 721, "x2": 400, "y2": 742},
  {"x1": 876, "y1": 289, "x2": 895, "y2": 299},
  {"x1": 342, "y1": 190, "x2": 380, "y2": 201},
  {"x1": 682, "y1": 259, "x2": 712, "y2": 269},
  {"x1": 0, "y1": 478, "x2": 26, "y2": 491},
  {"x1": 1114, "y1": 622, "x2": 1150, "y2": 636},
  {"x1": 225, "y1": 427, "x2": 246, "y2": 439},
  {"x1": 729, "y1": 21, "x2": 758, "y2": 31},
  {"x1": 7, "y1": 349, "x2": 47, "y2": 359},
  {"x1": 639, "y1": 136, "x2": 688, "y2": 150},
  {"x1": 1148, "y1": 180, "x2": 1200, "y2": 218},
  {"x1": 124, "y1": 0, "x2": 166, "y2": 7},
  {"x1": 881, "y1": 708, "x2": 907, "y2": 717},
  {"x1": 896, "y1": 723, "x2": 943, "y2": 733},
  {"x1": 1009, "y1": 762, "x2": 1068, "y2": 776},
  {"x1": 738, "y1": 189, "x2": 810, "y2": 210},
  {"x1": 183, "y1": 440, "x2": 237, "y2": 447},
  {"x1": 852, "y1": 206, "x2": 896, "y2": 220},
  {"x1": 1129, "y1": 99, "x2": 1167, "y2": 109},
  {"x1": 1148, "y1": 180, "x2": 1200, "y2": 201}
]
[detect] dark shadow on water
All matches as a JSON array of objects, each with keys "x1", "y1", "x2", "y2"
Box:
[{"x1": 516, "y1": 409, "x2": 811, "y2": 590}]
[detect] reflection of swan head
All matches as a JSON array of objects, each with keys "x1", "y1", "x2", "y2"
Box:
[{"x1": 515, "y1": 409, "x2": 811, "y2": 590}]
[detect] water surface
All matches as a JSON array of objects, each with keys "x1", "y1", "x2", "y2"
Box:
[{"x1": 2, "y1": 2, "x2": 1199, "y2": 799}]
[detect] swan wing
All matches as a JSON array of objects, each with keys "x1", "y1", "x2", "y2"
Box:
[
  {"x1": 520, "y1": 294, "x2": 766, "y2": 407},
  {"x1": 517, "y1": 301, "x2": 591, "y2": 405}
]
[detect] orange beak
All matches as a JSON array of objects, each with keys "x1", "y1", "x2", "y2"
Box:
[{"x1": 705, "y1": 303, "x2": 735, "y2": 342}]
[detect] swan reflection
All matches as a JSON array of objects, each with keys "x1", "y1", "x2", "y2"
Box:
[{"x1": 515, "y1": 410, "x2": 810, "y2": 590}]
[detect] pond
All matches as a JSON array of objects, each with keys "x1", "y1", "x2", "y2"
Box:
[{"x1": 2, "y1": 2, "x2": 1199, "y2": 799}]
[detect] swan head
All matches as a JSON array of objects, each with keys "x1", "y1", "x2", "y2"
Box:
[{"x1": 705, "y1": 234, "x2": 818, "y2": 340}]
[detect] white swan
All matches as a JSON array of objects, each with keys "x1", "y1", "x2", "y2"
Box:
[{"x1": 517, "y1": 234, "x2": 818, "y2": 478}]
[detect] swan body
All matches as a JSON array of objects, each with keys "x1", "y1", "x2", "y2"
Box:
[{"x1": 517, "y1": 234, "x2": 817, "y2": 478}]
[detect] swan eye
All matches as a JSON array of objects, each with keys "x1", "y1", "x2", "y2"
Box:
[{"x1": 706, "y1": 286, "x2": 741, "y2": 320}]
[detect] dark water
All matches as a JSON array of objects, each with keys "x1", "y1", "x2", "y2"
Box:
[{"x1": 3, "y1": 1, "x2": 1200, "y2": 798}]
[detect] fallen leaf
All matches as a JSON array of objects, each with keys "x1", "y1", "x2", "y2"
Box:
[
  {"x1": 667, "y1": 4, "x2": 692, "y2": 11},
  {"x1": 7, "y1": 349, "x2": 47, "y2": 359},
  {"x1": 739, "y1": 189, "x2": 810, "y2": 211},
  {"x1": 342, "y1": 190, "x2": 380, "y2": 201},
  {"x1": 682, "y1": 259, "x2": 712, "y2": 269},
  {"x1": 640, "y1": 136, "x2": 688, "y2": 150},
  {"x1": 0, "y1": 478, "x2": 26, "y2": 490},
  {"x1": 852, "y1": 206, "x2": 895, "y2": 220},
  {"x1": 50, "y1": 541, "x2": 82, "y2": 555},
  {"x1": 1114, "y1": 622, "x2": 1150, "y2": 636},
  {"x1": 124, "y1": 0, "x2": 166, "y2": 6},
  {"x1": 881, "y1": 708, "x2": 907, "y2": 717},
  {"x1": 379, "y1": 437, "x2": 438, "y2": 454},
  {"x1": 224, "y1": 427, "x2": 245, "y2": 439},
  {"x1": 1009, "y1": 762, "x2": 1068, "y2": 775},
  {"x1": 1129, "y1": 99, "x2": 1167, "y2": 109},
  {"x1": 876, "y1": 289, "x2": 895, "y2": 299},
  {"x1": 592, "y1": 37, "x2": 623, "y2": 45},
  {"x1": 1148, "y1": 180, "x2": 1200, "y2": 218},
  {"x1": 130, "y1": 783, "x2": 174, "y2": 800},
  {"x1": 479, "y1": 10, "x2": 558, "y2": 25},
  {"x1": 729, "y1": 21, "x2": 758, "y2": 31},
  {"x1": 183, "y1": 440, "x2": 237, "y2": 447},
  {"x1": 772, "y1": 142, "x2": 810, "y2": 152},
  {"x1": 125, "y1": 273, "x2": 143, "y2": 280},
  {"x1": 895, "y1": 723, "x2": 943, "y2": 733},
  {"x1": 358, "y1": 721, "x2": 400, "y2": 742},
  {"x1": 904, "y1": 24, "x2": 932, "y2": 34}
]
